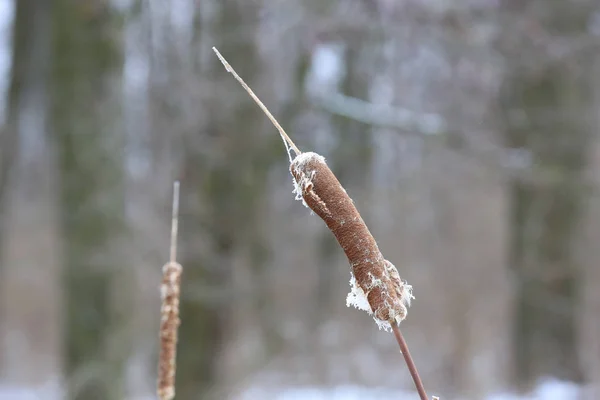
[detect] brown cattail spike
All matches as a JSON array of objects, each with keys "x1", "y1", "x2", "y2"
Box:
[
  {"x1": 158, "y1": 261, "x2": 182, "y2": 400},
  {"x1": 290, "y1": 152, "x2": 413, "y2": 331},
  {"x1": 157, "y1": 181, "x2": 182, "y2": 400}
]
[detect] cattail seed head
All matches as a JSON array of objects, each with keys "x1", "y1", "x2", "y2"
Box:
[
  {"x1": 157, "y1": 261, "x2": 182, "y2": 400},
  {"x1": 290, "y1": 152, "x2": 413, "y2": 331}
]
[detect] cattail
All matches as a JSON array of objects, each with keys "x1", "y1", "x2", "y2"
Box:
[
  {"x1": 157, "y1": 181, "x2": 182, "y2": 400},
  {"x1": 213, "y1": 47, "x2": 436, "y2": 400},
  {"x1": 290, "y1": 152, "x2": 413, "y2": 331}
]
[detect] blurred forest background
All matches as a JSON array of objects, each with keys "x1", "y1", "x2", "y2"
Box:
[{"x1": 1, "y1": 0, "x2": 600, "y2": 399}]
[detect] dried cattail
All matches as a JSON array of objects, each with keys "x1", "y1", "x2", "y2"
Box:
[
  {"x1": 157, "y1": 181, "x2": 182, "y2": 400},
  {"x1": 213, "y1": 47, "x2": 436, "y2": 400},
  {"x1": 290, "y1": 152, "x2": 413, "y2": 331}
]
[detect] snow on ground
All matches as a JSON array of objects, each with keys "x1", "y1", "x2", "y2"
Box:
[
  {"x1": 237, "y1": 379, "x2": 582, "y2": 400},
  {"x1": 487, "y1": 379, "x2": 581, "y2": 400},
  {"x1": 237, "y1": 385, "x2": 419, "y2": 400},
  {"x1": 0, "y1": 378, "x2": 583, "y2": 399},
  {"x1": 0, "y1": 380, "x2": 62, "y2": 400}
]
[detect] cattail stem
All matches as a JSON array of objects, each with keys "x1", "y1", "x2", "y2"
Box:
[
  {"x1": 169, "y1": 181, "x2": 180, "y2": 263},
  {"x1": 212, "y1": 46, "x2": 301, "y2": 159},
  {"x1": 157, "y1": 181, "x2": 182, "y2": 400},
  {"x1": 392, "y1": 324, "x2": 429, "y2": 400}
]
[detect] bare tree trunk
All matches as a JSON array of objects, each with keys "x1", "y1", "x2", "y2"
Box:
[
  {"x1": 0, "y1": 0, "x2": 27, "y2": 325},
  {"x1": 50, "y1": 1, "x2": 128, "y2": 399},
  {"x1": 577, "y1": 58, "x2": 600, "y2": 400},
  {"x1": 498, "y1": 2, "x2": 593, "y2": 385},
  {"x1": 504, "y1": 69, "x2": 588, "y2": 389},
  {"x1": 0, "y1": 0, "x2": 42, "y2": 305},
  {"x1": 0, "y1": 0, "x2": 28, "y2": 217},
  {"x1": 0, "y1": 0, "x2": 57, "y2": 382},
  {"x1": 174, "y1": 1, "x2": 276, "y2": 398},
  {"x1": 426, "y1": 149, "x2": 511, "y2": 397}
]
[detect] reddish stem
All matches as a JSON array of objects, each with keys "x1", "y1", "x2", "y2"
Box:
[{"x1": 391, "y1": 324, "x2": 429, "y2": 400}]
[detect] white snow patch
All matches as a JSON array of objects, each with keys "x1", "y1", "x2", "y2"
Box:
[
  {"x1": 487, "y1": 378, "x2": 582, "y2": 400},
  {"x1": 345, "y1": 272, "x2": 394, "y2": 332},
  {"x1": 345, "y1": 273, "x2": 371, "y2": 314},
  {"x1": 291, "y1": 152, "x2": 326, "y2": 171},
  {"x1": 0, "y1": 378, "x2": 583, "y2": 400},
  {"x1": 237, "y1": 384, "x2": 419, "y2": 400},
  {"x1": 346, "y1": 260, "x2": 414, "y2": 332},
  {"x1": 237, "y1": 379, "x2": 583, "y2": 400},
  {"x1": 290, "y1": 152, "x2": 327, "y2": 209},
  {"x1": 373, "y1": 317, "x2": 393, "y2": 332},
  {"x1": 0, "y1": 380, "x2": 63, "y2": 400},
  {"x1": 402, "y1": 283, "x2": 414, "y2": 307},
  {"x1": 346, "y1": 272, "x2": 392, "y2": 332}
]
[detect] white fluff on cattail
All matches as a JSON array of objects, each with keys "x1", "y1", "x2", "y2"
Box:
[
  {"x1": 346, "y1": 273, "x2": 372, "y2": 313},
  {"x1": 291, "y1": 152, "x2": 326, "y2": 209}
]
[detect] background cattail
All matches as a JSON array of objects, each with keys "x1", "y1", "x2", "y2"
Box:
[
  {"x1": 157, "y1": 260, "x2": 182, "y2": 400},
  {"x1": 157, "y1": 182, "x2": 182, "y2": 400}
]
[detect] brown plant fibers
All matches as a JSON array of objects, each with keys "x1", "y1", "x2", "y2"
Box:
[
  {"x1": 290, "y1": 152, "x2": 412, "y2": 327},
  {"x1": 157, "y1": 261, "x2": 182, "y2": 400}
]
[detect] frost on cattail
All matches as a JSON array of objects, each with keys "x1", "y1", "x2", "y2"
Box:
[{"x1": 290, "y1": 152, "x2": 414, "y2": 331}]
